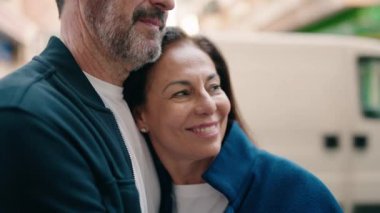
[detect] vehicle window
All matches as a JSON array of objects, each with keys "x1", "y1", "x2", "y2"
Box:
[{"x1": 359, "y1": 56, "x2": 380, "y2": 119}]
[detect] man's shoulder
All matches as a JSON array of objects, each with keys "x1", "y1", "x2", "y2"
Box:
[
  {"x1": 0, "y1": 36, "x2": 81, "y2": 109},
  {"x1": 0, "y1": 59, "x2": 57, "y2": 109}
]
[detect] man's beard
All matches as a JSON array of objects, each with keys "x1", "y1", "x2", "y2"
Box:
[{"x1": 84, "y1": 1, "x2": 165, "y2": 70}]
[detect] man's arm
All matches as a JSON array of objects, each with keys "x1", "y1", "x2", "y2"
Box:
[{"x1": 0, "y1": 109, "x2": 105, "y2": 212}]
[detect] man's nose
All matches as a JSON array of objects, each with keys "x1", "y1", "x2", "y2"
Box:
[{"x1": 150, "y1": 0, "x2": 175, "y2": 11}]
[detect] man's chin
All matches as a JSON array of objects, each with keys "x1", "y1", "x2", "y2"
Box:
[
  {"x1": 141, "y1": 39, "x2": 162, "y2": 61},
  {"x1": 128, "y1": 47, "x2": 161, "y2": 71}
]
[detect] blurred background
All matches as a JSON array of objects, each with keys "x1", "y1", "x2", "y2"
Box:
[
  {"x1": 2, "y1": 0, "x2": 380, "y2": 76},
  {"x1": 1, "y1": 0, "x2": 380, "y2": 212}
]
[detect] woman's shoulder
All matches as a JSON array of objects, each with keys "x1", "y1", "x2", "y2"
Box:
[
  {"x1": 249, "y1": 149, "x2": 342, "y2": 211},
  {"x1": 253, "y1": 149, "x2": 324, "y2": 190},
  {"x1": 226, "y1": 122, "x2": 329, "y2": 191}
]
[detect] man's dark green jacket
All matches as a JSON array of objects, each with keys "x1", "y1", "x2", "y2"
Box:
[{"x1": 0, "y1": 37, "x2": 141, "y2": 212}]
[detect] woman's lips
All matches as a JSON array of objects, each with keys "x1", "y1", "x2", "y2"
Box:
[{"x1": 186, "y1": 122, "x2": 219, "y2": 138}]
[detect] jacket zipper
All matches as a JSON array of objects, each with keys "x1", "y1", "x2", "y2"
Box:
[{"x1": 108, "y1": 109, "x2": 136, "y2": 180}]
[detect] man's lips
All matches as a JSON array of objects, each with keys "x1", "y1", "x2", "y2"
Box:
[{"x1": 138, "y1": 17, "x2": 163, "y2": 29}]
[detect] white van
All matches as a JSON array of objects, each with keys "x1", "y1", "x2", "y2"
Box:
[{"x1": 207, "y1": 32, "x2": 380, "y2": 213}]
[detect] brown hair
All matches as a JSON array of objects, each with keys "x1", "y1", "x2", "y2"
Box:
[
  {"x1": 55, "y1": 0, "x2": 64, "y2": 18},
  {"x1": 123, "y1": 26, "x2": 251, "y2": 138}
]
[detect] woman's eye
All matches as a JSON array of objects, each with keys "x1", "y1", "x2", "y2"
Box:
[
  {"x1": 171, "y1": 90, "x2": 190, "y2": 98},
  {"x1": 209, "y1": 84, "x2": 222, "y2": 94}
]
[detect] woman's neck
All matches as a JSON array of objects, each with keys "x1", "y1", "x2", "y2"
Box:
[{"x1": 165, "y1": 158, "x2": 214, "y2": 185}]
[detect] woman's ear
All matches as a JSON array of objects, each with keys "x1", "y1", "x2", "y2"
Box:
[{"x1": 133, "y1": 107, "x2": 149, "y2": 133}]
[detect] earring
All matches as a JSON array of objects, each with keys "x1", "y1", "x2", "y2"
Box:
[{"x1": 140, "y1": 128, "x2": 148, "y2": 133}]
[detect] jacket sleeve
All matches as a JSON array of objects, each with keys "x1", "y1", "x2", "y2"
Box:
[{"x1": 0, "y1": 109, "x2": 105, "y2": 212}]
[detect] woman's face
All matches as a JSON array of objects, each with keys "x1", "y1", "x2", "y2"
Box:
[{"x1": 136, "y1": 41, "x2": 231, "y2": 166}]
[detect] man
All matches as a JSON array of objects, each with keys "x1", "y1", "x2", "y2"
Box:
[{"x1": 0, "y1": 0, "x2": 174, "y2": 212}]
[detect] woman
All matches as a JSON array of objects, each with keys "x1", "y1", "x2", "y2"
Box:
[{"x1": 124, "y1": 27, "x2": 342, "y2": 213}]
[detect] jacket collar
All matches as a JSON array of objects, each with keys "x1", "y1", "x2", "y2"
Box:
[
  {"x1": 36, "y1": 36, "x2": 106, "y2": 109},
  {"x1": 203, "y1": 122, "x2": 259, "y2": 207}
]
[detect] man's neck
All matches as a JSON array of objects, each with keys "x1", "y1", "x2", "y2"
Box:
[{"x1": 59, "y1": 1, "x2": 131, "y2": 86}]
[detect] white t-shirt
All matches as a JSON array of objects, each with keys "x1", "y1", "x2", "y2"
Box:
[
  {"x1": 84, "y1": 72, "x2": 160, "y2": 213},
  {"x1": 173, "y1": 183, "x2": 228, "y2": 213}
]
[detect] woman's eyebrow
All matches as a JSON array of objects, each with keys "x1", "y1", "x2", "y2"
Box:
[
  {"x1": 206, "y1": 73, "x2": 218, "y2": 82},
  {"x1": 162, "y1": 73, "x2": 219, "y2": 93},
  {"x1": 162, "y1": 80, "x2": 190, "y2": 94}
]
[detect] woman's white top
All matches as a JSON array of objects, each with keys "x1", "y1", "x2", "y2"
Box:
[{"x1": 173, "y1": 183, "x2": 228, "y2": 213}]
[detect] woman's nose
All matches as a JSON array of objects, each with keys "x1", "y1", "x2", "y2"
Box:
[{"x1": 194, "y1": 92, "x2": 217, "y2": 116}]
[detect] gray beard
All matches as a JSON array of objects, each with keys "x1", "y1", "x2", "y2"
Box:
[
  {"x1": 84, "y1": 2, "x2": 163, "y2": 70},
  {"x1": 119, "y1": 25, "x2": 162, "y2": 70}
]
